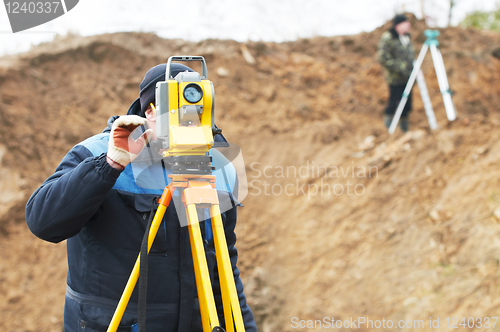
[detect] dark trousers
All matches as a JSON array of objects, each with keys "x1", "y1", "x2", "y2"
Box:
[{"x1": 385, "y1": 84, "x2": 412, "y2": 117}]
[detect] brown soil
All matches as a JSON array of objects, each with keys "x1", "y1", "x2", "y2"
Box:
[{"x1": 1, "y1": 14, "x2": 500, "y2": 331}]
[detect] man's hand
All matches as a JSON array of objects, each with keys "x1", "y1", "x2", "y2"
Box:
[{"x1": 107, "y1": 115, "x2": 153, "y2": 169}]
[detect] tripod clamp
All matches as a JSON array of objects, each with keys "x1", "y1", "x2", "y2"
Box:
[
  {"x1": 212, "y1": 327, "x2": 226, "y2": 332},
  {"x1": 167, "y1": 155, "x2": 215, "y2": 175}
]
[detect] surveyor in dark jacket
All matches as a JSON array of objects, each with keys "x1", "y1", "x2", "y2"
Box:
[
  {"x1": 378, "y1": 14, "x2": 415, "y2": 132},
  {"x1": 25, "y1": 63, "x2": 256, "y2": 332}
]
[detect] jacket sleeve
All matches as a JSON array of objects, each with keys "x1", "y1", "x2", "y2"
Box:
[
  {"x1": 25, "y1": 145, "x2": 122, "y2": 243},
  {"x1": 377, "y1": 34, "x2": 410, "y2": 77},
  {"x1": 220, "y1": 204, "x2": 257, "y2": 332}
]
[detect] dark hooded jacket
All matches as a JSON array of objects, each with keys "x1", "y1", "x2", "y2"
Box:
[{"x1": 25, "y1": 116, "x2": 256, "y2": 332}]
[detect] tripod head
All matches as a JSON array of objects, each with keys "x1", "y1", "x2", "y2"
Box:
[{"x1": 424, "y1": 29, "x2": 440, "y2": 46}]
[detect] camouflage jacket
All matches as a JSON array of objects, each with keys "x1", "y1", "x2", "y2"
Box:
[{"x1": 377, "y1": 29, "x2": 415, "y2": 85}]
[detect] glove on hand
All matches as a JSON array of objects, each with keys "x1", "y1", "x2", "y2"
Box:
[{"x1": 107, "y1": 115, "x2": 153, "y2": 168}]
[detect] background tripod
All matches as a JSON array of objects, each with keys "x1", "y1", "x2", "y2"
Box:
[{"x1": 388, "y1": 30, "x2": 457, "y2": 134}]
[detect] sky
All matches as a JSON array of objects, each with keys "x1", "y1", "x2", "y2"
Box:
[{"x1": 0, "y1": 0, "x2": 498, "y2": 56}]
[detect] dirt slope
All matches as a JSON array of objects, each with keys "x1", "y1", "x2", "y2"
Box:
[{"x1": 1, "y1": 15, "x2": 500, "y2": 331}]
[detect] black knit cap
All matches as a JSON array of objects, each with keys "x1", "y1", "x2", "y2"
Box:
[
  {"x1": 127, "y1": 63, "x2": 194, "y2": 117},
  {"x1": 393, "y1": 14, "x2": 408, "y2": 27}
]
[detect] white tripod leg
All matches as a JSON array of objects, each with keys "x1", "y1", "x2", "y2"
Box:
[
  {"x1": 429, "y1": 44, "x2": 456, "y2": 121},
  {"x1": 416, "y1": 69, "x2": 438, "y2": 130},
  {"x1": 389, "y1": 44, "x2": 429, "y2": 134}
]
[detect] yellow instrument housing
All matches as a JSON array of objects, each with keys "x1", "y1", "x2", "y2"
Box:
[
  {"x1": 155, "y1": 56, "x2": 215, "y2": 157},
  {"x1": 167, "y1": 126, "x2": 214, "y2": 156}
]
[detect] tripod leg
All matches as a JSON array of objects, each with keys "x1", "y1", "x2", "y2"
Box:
[
  {"x1": 416, "y1": 69, "x2": 438, "y2": 130},
  {"x1": 185, "y1": 203, "x2": 221, "y2": 332},
  {"x1": 430, "y1": 44, "x2": 457, "y2": 121},
  {"x1": 210, "y1": 204, "x2": 246, "y2": 332},
  {"x1": 389, "y1": 44, "x2": 428, "y2": 134},
  {"x1": 107, "y1": 186, "x2": 173, "y2": 332}
]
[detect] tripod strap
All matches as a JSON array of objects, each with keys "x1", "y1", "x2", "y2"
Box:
[
  {"x1": 138, "y1": 200, "x2": 156, "y2": 332},
  {"x1": 177, "y1": 208, "x2": 196, "y2": 332}
]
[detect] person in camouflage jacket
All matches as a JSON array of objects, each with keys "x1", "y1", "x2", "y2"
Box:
[{"x1": 377, "y1": 14, "x2": 415, "y2": 132}]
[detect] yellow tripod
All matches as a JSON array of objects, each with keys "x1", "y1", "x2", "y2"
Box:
[{"x1": 106, "y1": 172, "x2": 246, "y2": 332}]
